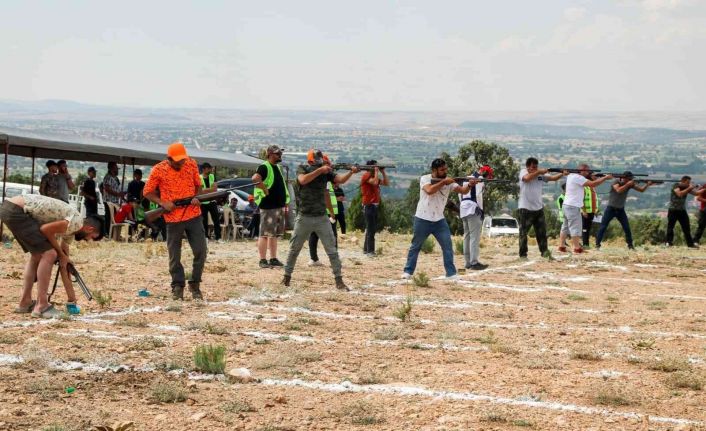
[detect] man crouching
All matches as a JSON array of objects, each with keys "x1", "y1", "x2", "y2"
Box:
[{"x1": 0, "y1": 194, "x2": 100, "y2": 318}]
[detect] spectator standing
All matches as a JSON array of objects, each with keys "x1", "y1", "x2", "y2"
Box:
[
  {"x1": 246, "y1": 196, "x2": 260, "y2": 239},
  {"x1": 517, "y1": 157, "x2": 564, "y2": 259},
  {"x1": 102, "y1": 162, "x2": 123, "y2": 235},
  {"x1": 581, "y1": 185, "x2": 598, "y2": 248},
  {"x1": 693, "y1": 186, "x2": 706, "y2": 245},
  {"x1": 199, "y1": 163, "x2": 221, "y2": 242},
  {"x1": 55, "y1": 160, "x2": 75, "y2": 203},
  {"x1": 252, "y1": 145, "x2": 289, "y2": 268},
  {"x1": 39, "y1": 160, "x2": 61, "y2": 200},
  {"x1": 402, "y1": 158, "x2": 474, "y2": 280},
  {"x1": 360, "y1": 160, "x2": 389, "y2": 257},
  {"x1": 334, "y1": 184, "x2": 346, "y2": 235},
  {"x1": 144, "y1": 142, "x2": 206, "y2": 300},
  {"x1": 81, "y1": 167, "x2": 99, "y2": 217},
  {"x1": 666, "y1": 176, "x2": 699, "y2": 248}
]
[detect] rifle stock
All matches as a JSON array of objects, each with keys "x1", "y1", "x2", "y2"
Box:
[{"x1": 329, "y1": 163, "x2": 396, "y2": 171}]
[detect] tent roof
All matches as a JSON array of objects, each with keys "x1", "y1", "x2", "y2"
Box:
[{"x1": 0, "y1": 133, "x2": 261, "y2": 169}]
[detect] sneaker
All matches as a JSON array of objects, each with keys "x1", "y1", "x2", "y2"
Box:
[
  {"x1": 444, "y1": 274, "x2": 459, "y2": 281},
  {"x1": 688, "y1": 244, "x2": 700, "y2": 249},
  {"x1": 269, "y1": 258, "x2": 284, "y2": 267},
  {"x1": 627, "y1": 245, "x2": 634, "y2": 250},
  {"x1": 335, "y1": 276, "x2": 350, "y2": 291},
  {"x1": 400, "y1": 272, "x2": 412, "y2": 280},
  {"x1": 308, "y1": 260, "x2": 324, "y2": 267},
  {"x1": 281, "y1": 275, "x2": 291, "y2": 287},
  {"x1": 171, "y1": 284, "x2": 184, "y2": 301},
  {"x1": 469, "y1": 263, "x2": 488, "y2": 270},
  {"x1": 573, "y1": 247, "x2": 586, "y2": 254},
  {"x1": 188, "y1": 282, "x2": 203, "y2": 300},
  {"x1": 259, "y1": 259, "x2": 271, "y2": 269},
  {"x1": 558, "y1": 246, "x2": 568, "y2": 253},
  {"x1": 65, "y1": 302, "x2": 81, "y2": 315}
]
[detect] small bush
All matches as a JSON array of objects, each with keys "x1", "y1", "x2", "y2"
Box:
[
  {"x1": 594, "y1": 389, "x2": 631, "y2": 406},
  {"x1": 338, "y1": 400, "x2": 385, "y2": 425},
  {"x1": 412, "y1": 272, "x2": 430, "y2": 288},
  {"x1": 631, "y1": 339, "x2": 655, "y2": 350},
  {"x1": 570, "y1": 349, "x2": 602, "y2": 361},
  {"x1": 151, "y1": 379, "x2": 187, "y2": 403},
  {"x1": 193, "y1": 344, "x2": 226, "y2": 374},
  {"x1": 566, "y1": 293, "x2": 587, "y2": 301},
  {"x1": 393, "y1": 296, "x2": 413, "y2": 322},
  {"x1": 130, "y1": 336, "x2": 166, "y2": 351},
  {"x1": 473, "y1": 331, "x2": 498, "y2": 345},
  {"x1": 648, "y1": 356, "x2": 690, "y2": 373},
  {"x1": 665, "y1": 371, "x2": 704, "y2": 390},
  {"x1": 0, "y1": 334, "x2": 19, "y2": 344},
  {"x1": 116, "y1": 316, "x2": 148, "y2": 328},
  {"x1": 165, "y1": 303, "x2": 182, "y2": 312},
  {"x1": 373, "y1": 326, "x2": 406, "y2": 341},
  {"x1": 647, "y1": 301, "x2": 667, "y2": 310},
  {"x1": 221, "y1": 399, "x2": 255, "y2": 413},
  {"x1": 202, "y1": 323, "x2": 229, "y2": 336},
  {"x1": 94, "y1": 290, "x2": 112, "y2": 309},
  {"x1": 454, "y1": 238, "x2": 464, "y2": 255},
  {"x1": 421, "y1": 237, "x2": 435, "y2": 254}
]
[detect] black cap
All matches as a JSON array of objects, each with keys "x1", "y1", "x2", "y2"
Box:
[
  {"x1": 87, "y1": 166, "x2": 96, "y2": 172},
  {"x1": 623, "y1": 171, "x2": 633, "y2": 178},
  {"x1": 201, "y1": 162, "x2": 212, "y2": 169},
  {"x1": 134, "y1": 168, "x2": 143, "y2": 175},
  {"x1": 45, "y1": 160, "x2": 57, "y2": 168}
]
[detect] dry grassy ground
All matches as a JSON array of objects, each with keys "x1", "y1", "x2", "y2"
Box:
[{"x1": 0, "y1": 232, "x2": 705, "y2": 431}]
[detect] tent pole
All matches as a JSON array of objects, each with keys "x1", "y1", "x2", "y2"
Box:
[
  {"x1": 30, "y1": 148, "x2": 36, "y2": 194},
  {"x1": 121, "y1": 161, "x2": 126, "y2": 200},
  {"x1": 1, "y1": 137, "x2": 9, "y2": 239}
]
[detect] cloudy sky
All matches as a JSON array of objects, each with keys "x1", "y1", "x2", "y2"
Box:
[{"x1": 2, "y1": 0, "x2": 705, "y2": 111}]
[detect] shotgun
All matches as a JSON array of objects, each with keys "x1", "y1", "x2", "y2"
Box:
[
  {"x1": 430, "y1": 177, "x2": 513, "y2": 185},
  {"x1": 49, "y1": 262, "x2": 92, "y2": 301},
  {"x1": 144, "y1": 183, "x2": 259, "y2": 223}
]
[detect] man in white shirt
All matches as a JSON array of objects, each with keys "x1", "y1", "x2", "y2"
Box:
[
  {"x1": 459, "y1": 165, "x2": 493, "y2": 270},
  {"x1": 518, "y1": 157, "x2": 565, "y2": 259},
  {"x1": 402, "y1": 159, "x2": 475, "y2": 279},
  {"x1": 559, "y1": 164, "x2": 612, "y2": 253}
]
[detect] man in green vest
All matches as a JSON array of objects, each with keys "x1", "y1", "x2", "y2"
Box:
[
  {"x1": 581, "y1": 185, "x2": 598, "y2": 248},
  {"x1": 252, "y1": 145, "x2": 289, "y2": 268},
  {"x1": 200, "y1": 163, "x2": 221, "y2": 242}
]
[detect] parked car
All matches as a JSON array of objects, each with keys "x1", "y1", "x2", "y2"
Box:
[
  {"x1": 0, "y1": 182, "x2": 39, "y2": 202},
  {"x1": 483, "y1": 214, "x2": 520, "y2": 237}
]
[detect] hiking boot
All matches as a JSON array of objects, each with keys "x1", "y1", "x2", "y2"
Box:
[
  {"x1": 469, "y1": 263, "x2": 488, "y2": 270},
  {"x1": 171, "y1": 284, "x2": 184, "y2": 300},
  {"x1": 269, "y1": 258, "x2": 284, "y2": 267},
  {"x1": 335, "y1": 276, "x2": 350, "y2": 291},
  {"x1": 259, "y1": 259, "x2": 271, "y2": 269},
  {"x1": 281, "y1": 274, "x2": 291, "y2": 287},
  {"x1": 188, "y1": 282, "x2": 203, "y2": 300},
  {"x1": 308, "y1": 259, "x2": 324, "y2": 267}
]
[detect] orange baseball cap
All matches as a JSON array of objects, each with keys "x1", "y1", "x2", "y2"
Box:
[{"x1": 167, "y1": 142, "x2": 188, "y2": 162}]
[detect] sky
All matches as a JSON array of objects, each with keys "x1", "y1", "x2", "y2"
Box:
[{"x1": 2, "y1": 0, "x2": 706, "y2": 111}]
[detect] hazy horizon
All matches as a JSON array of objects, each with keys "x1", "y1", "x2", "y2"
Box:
[{"x1": 2, "y1": 1, "x2": 706, "y2": 112}]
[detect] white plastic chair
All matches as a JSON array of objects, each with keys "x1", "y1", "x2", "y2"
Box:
[{"x1": 107, "y1": 203, "x2": 129, "y2": 242}]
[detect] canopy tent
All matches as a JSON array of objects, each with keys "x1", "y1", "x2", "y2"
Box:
[
  {"x1": 0, "y1": 133, "x2": 261, "y2": 168},
  {"x1": 0, "y1": 132, "x2": 262, "y2": 238}
]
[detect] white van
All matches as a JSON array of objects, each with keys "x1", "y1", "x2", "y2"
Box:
[{"x1": 483, "y1": 214, "x2": 520, "y2": 237}]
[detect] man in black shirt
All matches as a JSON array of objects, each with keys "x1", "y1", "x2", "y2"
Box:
[
  {"x1": 252, "y1": 146, "x2": 289, "y2": 268},
  {"x1": 199, "y1": 163, "x2": 221, "y2": 241},
  {"x1": 127, "y1": 169, "x2": 145, "y2": 202},
  {"x1": 81, "y1": 167, "x2": 99, "y2": 217}
]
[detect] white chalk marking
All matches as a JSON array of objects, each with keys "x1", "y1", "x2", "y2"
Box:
[{"x1": 260, "y1": 378, "x2": 701, "y2": 425}]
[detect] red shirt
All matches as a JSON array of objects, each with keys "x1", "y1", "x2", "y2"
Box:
[
  {"x1": 143, "y1": 158, "x2": 202, "y2": 223},
  {"x1": 114, "y1": 203, "x2": 133, "y2": 223},
  {"x1": 360, "y1": 172, "x2": 381, "y2": 205}
]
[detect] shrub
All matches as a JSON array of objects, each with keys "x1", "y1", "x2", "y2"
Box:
[
  {"x1": 151, "y1": 379, "x2": 187, "y2": 403},
  {"x1": 94, "y1": 290, "x2": 112, "y2": 309},
  {"x1": 421, "y1": 237, "x2": 434, "y2": 254},
  {"x1": 412, "y1": 272, "x2": 430, "y2": 288},
  {"x1": 193, "y1": 344, "x2": 226, "y2": 374},
  {"x1": 393, "y1": 296, "x2": 413, "y2": 322}
]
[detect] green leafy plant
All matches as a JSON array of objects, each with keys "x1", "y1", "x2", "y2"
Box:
[{"x1": 193, "y1": 344, "x2": 226, "y2": 374}]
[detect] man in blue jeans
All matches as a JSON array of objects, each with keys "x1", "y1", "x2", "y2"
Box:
[
  {"x1": 402, "y1": 159, "x2": 475, "y2": 280},
  {"x1": 595, "y1": 172, "x2": 653, "y2": 250}
]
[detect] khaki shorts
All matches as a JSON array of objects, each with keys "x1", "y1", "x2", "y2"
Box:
[
  {"x1": 0, "y1": 201, "x2": 53, "y2": 254},
  {"x1": 259, "y1": 208, "x2": 286, "y2": 237}
]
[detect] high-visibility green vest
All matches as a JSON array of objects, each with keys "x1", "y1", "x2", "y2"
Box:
[
  {"x1": 201, "y1": 173, "x2": 215, "y2": 204},
  {"x1": 327, "y1": 182, "x2": 338, "y2": 216},
  {"x1": 557, "y1": 194, "x2": 565, "y2": 223},
  {"x1": 583, "y1": 186, "x2": 597, "y2": 214},
  {"x1": 254, "y1": 161, "x2": 290, "y2": 206}
]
